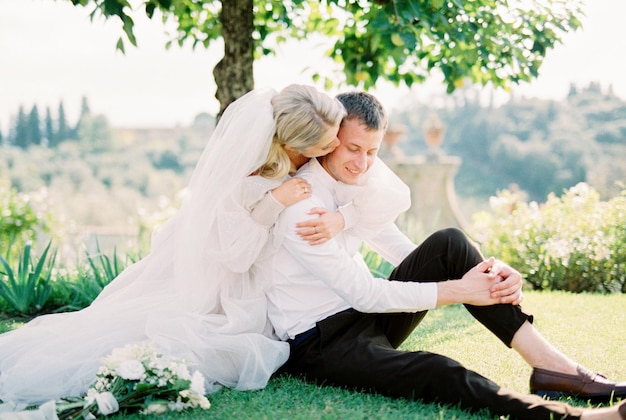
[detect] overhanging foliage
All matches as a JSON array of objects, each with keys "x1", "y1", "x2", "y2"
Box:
[{"x1": 66, "y1": 0, "x2": 583, "y2": 112}]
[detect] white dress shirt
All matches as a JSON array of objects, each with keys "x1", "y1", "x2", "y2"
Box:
[{"x1": 261, "y1": 158, "x2": 438, "y2": 341}]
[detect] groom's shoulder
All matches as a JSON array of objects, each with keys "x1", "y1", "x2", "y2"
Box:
[
  {"x1": 295, "y1": 159, "x2": 316, "y2": 177},
  {"x1": 295, "y1": 158, "x2": 328, "y2": 186}
]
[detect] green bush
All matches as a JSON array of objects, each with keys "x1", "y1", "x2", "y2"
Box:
[
  {"x1": 0, "y1": 179, "x2": 49, "y2": 251},
  {"x1": 471, "y1": 183, "x2": 626, "y2": 293}
]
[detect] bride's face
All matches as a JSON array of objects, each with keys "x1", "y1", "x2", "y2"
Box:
[{"x1": 300, "y1": 122, "x2": 341, "y2": 158}]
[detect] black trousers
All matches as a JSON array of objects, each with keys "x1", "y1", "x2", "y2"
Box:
[{"x1": 282, "y1": 228, "x2": 584, "y2": 420}]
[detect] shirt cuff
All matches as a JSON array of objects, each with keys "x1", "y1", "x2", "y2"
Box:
[
  {"x1": 250, "y1": 191, "x2": 286, "y2": 227},
  {"x1": 338, "y1": 202, "x2": 358, "y2": 230},
  {"x1": 422, "y1": 282, "x2": 439, "y2": 310}
]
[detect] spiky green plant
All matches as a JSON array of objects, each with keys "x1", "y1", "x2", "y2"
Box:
[
  {"x1": 58, "y1": 244, "x2": 134, "y2": 311},
  {"x1": 0, "y1": 242, "x2": 56, "y2": 315}
]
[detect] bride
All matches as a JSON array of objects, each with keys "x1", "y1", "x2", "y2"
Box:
[{"x1": 0, "y1": 84, "x2": 410, "y2": 405}]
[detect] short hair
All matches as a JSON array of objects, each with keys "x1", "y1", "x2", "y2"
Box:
[
  {"x1": 257, "y1": 84, "x2": 346, "y2": 179},
  {"x1": 336, "y1": 91, "x2": 388, "y2": 132}
]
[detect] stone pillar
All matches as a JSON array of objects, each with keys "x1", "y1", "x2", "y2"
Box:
[
  {"x1": 382, "y1": 115, "x2": 468, "y2": 235},
  {"x1": 379, "y1": 125, "x2": 406, "y2": 162},
  {"x1": 392, "y1": 155, "x2": 469, "y2": 234}
]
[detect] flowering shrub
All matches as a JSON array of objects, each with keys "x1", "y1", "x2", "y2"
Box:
[
  {"x1": 0, "y1": 180, "x2": 50, "y2": 252},
  {"x1": 57, "y1": 342, "x2": 211, "y2": 418},
  {"x1": 471, "y1": 183, "x2": 626, "y2": 293}
]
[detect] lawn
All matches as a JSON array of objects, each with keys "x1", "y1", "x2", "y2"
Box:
[{"x1": 1, "y1": 290, "x2": 624, "y2": 419}]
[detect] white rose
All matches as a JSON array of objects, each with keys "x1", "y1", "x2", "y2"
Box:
[
  {"x1": 102, "y1": 346, "x2": 134, "y2": 369},
  {"x1": 104, "y1": 343, "x2": 154, "y2": 369},
  {"x1": 189, "y1": 371, "x2": 206, "y2": 396},
  {"x1": 95, "y1": 392, "x2": 119, "y2": 415},
  {"x1": 116, "y1": 359, "x2": 145, "y2": 380}
]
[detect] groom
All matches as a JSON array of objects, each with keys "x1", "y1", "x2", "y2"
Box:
[{"x1": 260, "y1": 91, "x2": 626, "y2": 419}]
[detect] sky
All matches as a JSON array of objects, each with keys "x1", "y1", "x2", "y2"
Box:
[{"x1": 1, "y1": 0, "x2": 625, "y2": 131}]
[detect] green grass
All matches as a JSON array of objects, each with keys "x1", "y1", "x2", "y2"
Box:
[
  {"x1": 1, "y1": 291, "x2": 624, "y2": 419},
  {"x1": 0, "y1": 313, "x2": 25, "y2": 334},
  {"x1": 399, "y1": 291, "x2": 626, "y2": 396}
]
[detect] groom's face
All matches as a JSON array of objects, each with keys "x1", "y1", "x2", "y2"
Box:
[{"x1": 321, "y1": 118, "x2": 383, "y2": 185}]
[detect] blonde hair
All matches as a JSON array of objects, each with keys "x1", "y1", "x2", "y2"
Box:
[{"x1": 256, "y1": 84, "x2": 346, "y2": 179}]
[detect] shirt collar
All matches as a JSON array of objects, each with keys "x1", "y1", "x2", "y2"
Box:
[{"x1": 305, "y1": 157, "x2": 366, "y2": 206}]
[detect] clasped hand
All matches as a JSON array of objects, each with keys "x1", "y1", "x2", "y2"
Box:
[{"x1": 461, "y1": 257, "x2": 524, "y2": 306}]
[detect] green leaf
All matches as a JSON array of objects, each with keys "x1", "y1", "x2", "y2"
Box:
[
  {"x1": 431, "y1": 0, "x2": 445, "y2": 10},
  {"x1": 399, "y1": 31, "x2": 417, "y2": 50},
  {"x1": 390, "y1": 33, "x2": 404, "y2": 47},
  {"x1": 369, "y1": 15, "x2": 390, "y2": 30},
  {"x1": 120, "y1": 14, "x2": 137, "y2": 46},
  {"x1": 145, "y1": 2, "x2": 156, "y2": 18},
  {"x1": 115, "y1": 37, "x2": 126, "y2": 53}
]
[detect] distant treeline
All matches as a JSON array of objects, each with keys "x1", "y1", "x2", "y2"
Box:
[
  {"x1": 1, "y1": 96, "x2": 112, "y2": 150},
  {"x1": 391, "y1": 82, "x2": 626, "y2": 202},
  {"x1": 2, "y1": 82, "x2": 625, "y2": 206}
]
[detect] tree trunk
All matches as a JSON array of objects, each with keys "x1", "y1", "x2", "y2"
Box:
[{"x1": 213, "y1": 0, "x2": 254, "y2": 118}]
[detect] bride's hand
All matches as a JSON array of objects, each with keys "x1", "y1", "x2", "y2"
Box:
[
  {"x1": 296, "y1": 208, "x2": 345, "y2": 245},
  {"x1": 270, "y1": 177, "x2": 311, "y2": 207}
]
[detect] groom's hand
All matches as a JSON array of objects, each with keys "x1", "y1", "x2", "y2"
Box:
[
  {"x1": 487, "y1": 260, "x2": 524, "y2": 306},
  {"x1": 439, "y1": 258, "x2": 523, "y2": 307}
]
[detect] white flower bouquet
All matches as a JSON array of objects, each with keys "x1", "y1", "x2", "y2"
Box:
[{"x1": 56, "y1": 342, "x2": 211, "y2": 419}]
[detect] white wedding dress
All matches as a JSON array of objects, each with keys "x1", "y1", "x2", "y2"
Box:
[
  {"x1": 0, "y1": 89, "x2": 290, "y2": 405},
  {"x1": 0, "y1": 88, "x2": 411, "y2": 406}
]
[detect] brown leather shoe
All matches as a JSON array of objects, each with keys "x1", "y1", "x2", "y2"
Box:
[{"x1": 530, "y1": 365, "x2": 626, "y2": 402}]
